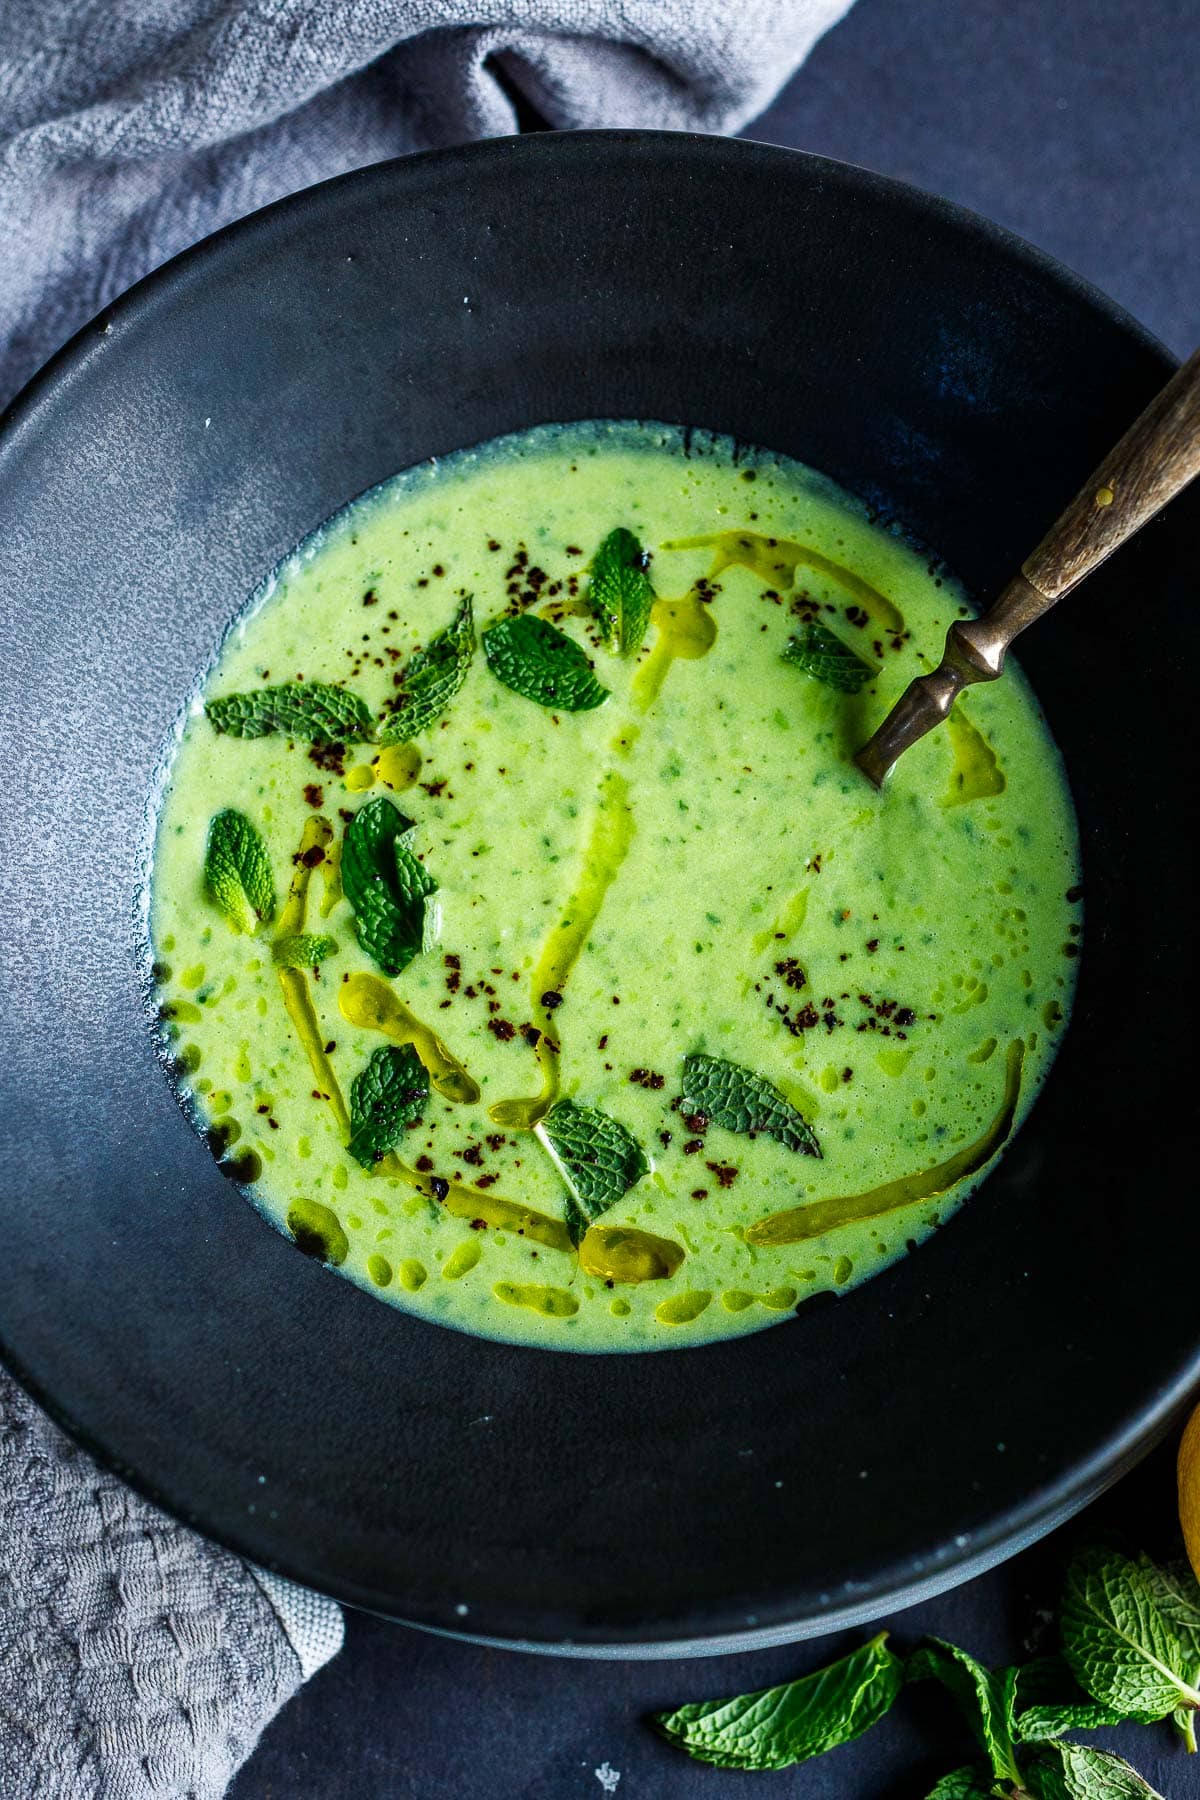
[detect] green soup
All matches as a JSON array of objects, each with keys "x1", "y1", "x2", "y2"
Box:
[{"x1": 150, "y1": 421, "x2": 1080, "y2": 1351}]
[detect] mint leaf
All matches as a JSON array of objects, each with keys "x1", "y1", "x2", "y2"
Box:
[
  {"x1": 347, "y1": 1044, "x2": 429, "y2": 1167},
  {"x1": 378, "y1": 594, "x2": 474, "y2": 743},
  {"x1": 1027, "y1": 1742, "x2": 1165, "y2": 1799},
  {"x1": 540, "y1": 1098, "x2": 648, "y2": 1244},
  {"x1": 654, "y1": 1632, "x2": 902, "y2": 1771},
  {"x1": 1013, "y1": 1656, "x2": 1126, "y2": 1740},
  {"x1": 482, "y1": 614, "x2": 610, "y2": 712},
  {"x1": 342, "y1": 796, "x2": 438, "y2": 977},
  {"x1": 783, "y1": 622, "x2": 877, "y2": 694},
  {"x1": 680, "y1": 1052, "x2": 820, "y2": 1157},
  {"x1": 925, "y1": 1771, "x2": 995, "y2": 1800},
  {"x1": 203, "y1": 808, "x2": 276, "y2": 934},
  {"x1": 907, "y1": 1640, "x2": 1021, "y2": 1787},
  {"x1": 1060, "y1": 1546, "x2": 1200, "y2": 1721},
  {"x1": 272, "y1": 932, "x2": 338, "y2": 968},
  {"x1": 206, "y1": 680, "x2": 374, "y2": 742},
  {"x1": 1134, "y1": 1555, "x2": 1200, "y2": 1674},
  {"x1": 588, "y1": 527, "x2": 656, "y2": 655}
]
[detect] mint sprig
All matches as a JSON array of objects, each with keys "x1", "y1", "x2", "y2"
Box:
[
  {"x1": 379, "y1": 594, "x2": 474, "y2": 744},
  {"x1": 680, "y1": 1052, "x2": 820, "y2": 1157},
  {"x1": 347, "y1": 1044, "x2": 429, "y2": 1167},
  {"x1": 907, "y1": 1639, "x2": 1022, "y2": 1789},
  {"x1": 271, "y1": 932, "x2": 338, "y2": 968},
  {"x1": 206, "y1": 680, "x2": 374, "y2": 743},
  {"x1": 203, "y1": 808, "x2": 275, "y2": 934},
  {"x1": 1061, "y1": 1547, "x2": 1200, "y2": 1721},
  {"x1": 653, "y1": 1633, "x2": 903, "y2": 1771},
  {"x1": 588, "y1": 527, "x2": 656, "y2": 655},
  {"x1": 341, "y1": 796, "x2": 438, "y2": 977},
  {"x1": 653, "y1": 1545, "x2": 1196, "y2": 1794},
  {"x1": 482, "y1": 614, "x2": 610, "y2": 712},
  {"x1": 1026, "y1": 1741, "x2": 1166, "y2": 1797},
  {"x1": 1013, "y1": 1657, "x2": 1126, "y2": 1741},
  {"x1": 783, "y1": 621, "x2": 878, "y2": 693},
  {"x1": 540, "y1": 1098, "x2": 648, "y2": 1244}
]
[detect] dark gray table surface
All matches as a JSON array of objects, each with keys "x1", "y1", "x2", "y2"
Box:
[{"x1": 231, "y1": 0, "x2": 1198, "y2": 1793}]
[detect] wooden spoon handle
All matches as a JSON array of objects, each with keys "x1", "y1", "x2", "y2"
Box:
[
  {"x1": 855, "y1": 346, "x2": 1200, "y2": 786},
  {"x1": 1022, "y1": 345, "x2": 1200, "y2": 599}
]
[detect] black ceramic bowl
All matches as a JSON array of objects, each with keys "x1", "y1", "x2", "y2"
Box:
[{"x1": 0, "y1": 132, "x2": 1195, "y2": 1656}]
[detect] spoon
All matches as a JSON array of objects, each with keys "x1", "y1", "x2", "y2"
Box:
[{"x1": 855, "y1": 347, "x2": 1200, "y2": 787}]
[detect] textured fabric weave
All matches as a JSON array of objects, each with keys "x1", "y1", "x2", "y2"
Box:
[
  {"x1": 0, "y1": 0, "x2": 853, "y2": 407},
  {"x1": 0, "y1": 1368, "x2": 342, "y2": 1798}
]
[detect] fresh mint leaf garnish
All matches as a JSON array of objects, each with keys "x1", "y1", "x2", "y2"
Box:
[
  {"x1": 271, "y1": 932, "x2": 338, "y2": 968},
  {"x1": 1026, "y1": 1741, "x2": 1166, "y2": 1799},
  {"x1": 1060, "y1": 1546, "x2": 1200, "y2": 1722},
  {"x1": 347, "y1": 1044, "x2": 429, "y2": 1167},
  {"x1": 588, "y1": 527, "x2": 656, "y2": 655},
  {"x1": 653, "y1": 1633, "x2": 902, "y2": 1771},
  {"x1": 379, "y1": 595, "x2": 474, "y2": 743},
  {"x1": 342, "y1": 796, "x2": 438, "y2": 977},
  {"x1": 482, "y1": 614, "x2": 610, "y2": 712},
  {"x1": 906, "y1": 1640, "x2": 1021, "y2": 1789},
  {"x1": 783, "y1": 621, "x2": 877, "y2": 694},
  {"x1": 1013, "y1": 1656, "x2": 1126, "y2": 1740},
  {"x1": 540, "y1": 1097, "x2": 649, "y2": 1244},
  {"x1": 206, "y1": 680, "x2": 374, "y2": 743},
  {"x1": 1134, "y1": 1556, "x2": 1200, "y2": 1749},
  {"x1": 924, "y1": 1771, "x2": 995, "y2": 1800},
  {"x1": 680, "y1": 1053, "x2": 820, "y2": 1158},
  {"x1": 203, "y1": 808, "x2": 275, "y2": 934}
]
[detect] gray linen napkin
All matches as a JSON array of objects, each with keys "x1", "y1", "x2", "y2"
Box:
[
  {"x1": 0, "y1": 1367, "x2": 343, "y2": 1798},
  {"x1": 0, "y1": 0, "x2": 853, "y2": 409},
  {"x1": 0, "y1": 2, "x2": 853, "y2": 1792}
]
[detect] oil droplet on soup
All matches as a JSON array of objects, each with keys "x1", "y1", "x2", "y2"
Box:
[{"x1": 151, "y1": 421, "x2": 1079, "y2": 1353}]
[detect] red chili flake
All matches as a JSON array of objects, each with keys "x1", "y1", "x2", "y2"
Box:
[
  {"x1": 487, "y1": 538, "x2": 501, "y2": 551},
  {"x1": 469, "y1": 1217, "x2": 487, "y2": 1230},
  {"x1": 706, "y1": 1161, "x2": 738, "y2": 1188},
  {"x1": 309, "y1": 743, "x2": 347, "y2": 776},
  {"x1": 485, "y1": 1134, "x2": 506, "y2": 1151},
  {"x1": 415, "y1": 1154, "x2": 434, "y2": 1173},
  {"x1": 487, "y1": 1018, "x2": 516, "y2": 1042},
  {"x1": 682, "y1": 1111, "x2": 709, "y2": 1133},
  {"x1": 421, "y1": 778, "x2": 448, "y2": 798},
  {"x1": 564, "y1": 544, "x2": 582, "y2": 556},
  {"x1": 461, "y1": 1145, "x2": 483, "y2": 1167},
  {"x1": 894, "y1": 1007, "x2": 916, "y2": 1028},
  {"x1": 628, "y1": 1068, "x2": 665, "y2": 1089},
  {"x1": 597, "y1": 1034, "x2": 609, "y2": 1050},
  {"x1": 303, "y1": 783, "x2": 324, "y2": 807},
  {"x1": 519, "y1": 1023, "x2": 542, "y2": 1048},
  {"x1": 682, "y1": 1139, "x2": 704, "y2": 1155},
  {"x1": 362, "y1": 588, "x2": 378, "y2": 606},
  {"x1": 475, "y1": 1174, "x2": 498, "y2": 1189},
  {"x1": 845, "y1": 604, "x2": 869, "y2": 628},
  {"x1": 691, "y1": 1188, "x2": 709, "y2": 1200},
  {"x1": 659, "y1": 1130, "x2": 673, "y2": 1148},
  {"x1": 866, "y1": 939, "x2": 879, "y2": 953},
  {"x1": 299, "y1": 845, "x2": 326, "y2": 869},
  {"x1": 841, "y1": 1067, "x2": 854, "y2": 1082},
  {"x1": 774, "y1": 957, "x2": 807, "y2": 991}
]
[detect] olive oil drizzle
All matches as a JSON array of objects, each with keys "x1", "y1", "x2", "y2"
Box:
[
  {"x1": 339, "y1": 971, "x2": 480, "y2": 1104},
  {"x1": 489, "y1": 768, "x2": 636, "y2": 1129},
  {"x1": 745, "y1": 1038, "x2": 1024, "y2": 1245},
  {"x1": 943, "y1": 705, "x2": 1006, "y2": 806},
  {"x1": 274, "y1": 816, "x2": 350, "y2": 1136},
  {"x1": 663, "y1": 530, "x2": 905, "y2": 635}
]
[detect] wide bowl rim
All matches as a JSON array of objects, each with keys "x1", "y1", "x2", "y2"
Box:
[{"x1": 0, "y1": 128, "x2": 1193, "y2": 1656}]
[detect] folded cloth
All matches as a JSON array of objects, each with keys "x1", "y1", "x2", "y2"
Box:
[
  {"x1": 0, "y1": 0, "x2": 853, "y2": 408},
  {"x1": 0, "y1": 1367, "x2": 342, "y2": 1798}
]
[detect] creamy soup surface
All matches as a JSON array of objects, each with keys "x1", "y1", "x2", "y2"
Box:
[{"x1": 150, "y1": 421, "x2": 1080, "y2": 1351}]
